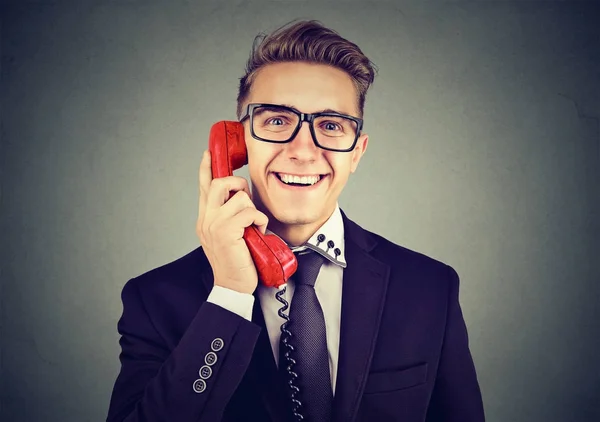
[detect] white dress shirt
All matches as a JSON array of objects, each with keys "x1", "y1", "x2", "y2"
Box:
[{"x1": 207, "y1": 204, "x2": 346, "y2": 393}]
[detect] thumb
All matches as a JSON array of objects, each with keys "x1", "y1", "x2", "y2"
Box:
[{"x1": 254, "y1": 211, "x2": 269, "y2": 235}]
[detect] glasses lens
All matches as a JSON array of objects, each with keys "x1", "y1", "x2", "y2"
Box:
[
  {"x1": 252, "y1": 105, "x2": 300, "y2": 142},
  {"x1": 313, "y1": 115, "x2": 358, "y2": 151}
]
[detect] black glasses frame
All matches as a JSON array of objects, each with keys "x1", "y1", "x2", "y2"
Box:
[{"x1": 239, "y1": 103, "x2": 364, "y2": 152}]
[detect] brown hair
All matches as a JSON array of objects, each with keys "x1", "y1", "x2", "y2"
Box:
[{"x1": 236, "y1": 19, "x2": 377, "y2": 119}]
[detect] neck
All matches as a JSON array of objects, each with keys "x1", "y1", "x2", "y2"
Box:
[{"x1": 267, "y1": 219, "x2": 323, "y2": 247}]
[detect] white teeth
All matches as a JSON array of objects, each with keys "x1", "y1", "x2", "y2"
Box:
[{"x1": 278, "y1": 173, "x2": 321, "y2": 185}]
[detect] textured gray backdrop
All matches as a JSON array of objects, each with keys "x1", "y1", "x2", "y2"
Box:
[{"x1": 1, "y1": 1, "x2": 599, "y2": 421}]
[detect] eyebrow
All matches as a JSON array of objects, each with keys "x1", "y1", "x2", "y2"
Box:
[{"x1": 280, "y1": 104, "x2": 349, "y2": 115}]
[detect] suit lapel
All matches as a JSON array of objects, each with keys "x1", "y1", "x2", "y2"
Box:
[{"x1": 333, "y1": 210, "x2": 391, "y2": 422}]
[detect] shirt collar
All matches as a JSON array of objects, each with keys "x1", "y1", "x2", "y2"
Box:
[{"x1": 265, "y1": 203, "x2": 347, "y2": 268}]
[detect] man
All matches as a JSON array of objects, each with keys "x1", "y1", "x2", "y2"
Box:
[{"x1": 106, "y1": 20, "x2": 485, "y2": 422}]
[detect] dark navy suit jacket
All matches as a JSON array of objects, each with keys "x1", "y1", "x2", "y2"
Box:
[{"x1": 106, "y1": 210, "x2": 485, "y2": 421}]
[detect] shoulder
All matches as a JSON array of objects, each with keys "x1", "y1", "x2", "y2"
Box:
[
  {"x1": 371, "y1": 230, "x2": 454, "y2": 277},
  {"x1": 342, "y1": 211, "x2": 459, "y2": 291},
  {"x1": 120, "y1": 246, "x2": 212, "y2": 309},
  {"x1": 367, "y1": 229, "x2": 462, "y2": 311}
]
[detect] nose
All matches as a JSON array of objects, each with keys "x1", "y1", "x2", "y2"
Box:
[{"x1": 286, "y1": 121, "x2": 319, "y2": 161}]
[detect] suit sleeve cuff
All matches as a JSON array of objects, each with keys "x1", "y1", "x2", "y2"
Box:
[{"x1": 206, "y1": 285, "x2": 255, "y2": 321}]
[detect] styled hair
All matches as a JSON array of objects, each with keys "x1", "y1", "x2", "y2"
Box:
[{"x1": 236, "y1": 19, "x2": 377, "y2": 119}]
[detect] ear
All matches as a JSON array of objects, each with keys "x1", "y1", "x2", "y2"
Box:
[{"x1": 350, "y1": 133, "x2": 369, "y2": 174}]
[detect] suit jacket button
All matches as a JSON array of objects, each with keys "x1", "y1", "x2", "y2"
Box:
[
  {"x1": 199, "y1": 365, "x2": 212, "y2": 379},
  {"x1": 192, "y1": 379, "x2": 206, "y2": 393},
  {"x1": 205, "y1": 352, "x2": 218, "y2": 366},
  {"x1": 211, "y1": 338, "x2": 224, "y2": 352}
]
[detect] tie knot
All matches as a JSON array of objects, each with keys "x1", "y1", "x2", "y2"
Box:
[{"x1": 293, "y1": 251, "x2": 325, "y2": 287}]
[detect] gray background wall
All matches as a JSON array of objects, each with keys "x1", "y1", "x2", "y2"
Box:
[{"x1": 1, "y1": 1, "x2": 598, "y2": 421}]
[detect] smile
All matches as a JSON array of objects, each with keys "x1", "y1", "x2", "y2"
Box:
[{"x1": 273, "y1": 172, "x2": 327, "y2": 188}]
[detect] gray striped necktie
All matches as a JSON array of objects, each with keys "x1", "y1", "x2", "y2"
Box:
[{"x1": 280, "y1": 250, "x2": 332, "y2": 421}]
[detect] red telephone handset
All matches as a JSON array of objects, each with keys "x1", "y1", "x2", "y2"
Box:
[{"x1": 208, "y1": 121, "x2": 298, "y2": 289}]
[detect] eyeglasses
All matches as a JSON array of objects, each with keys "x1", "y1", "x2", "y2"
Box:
[{"x1": 239, "y1": 103, "x2": 363, "y2": 152}]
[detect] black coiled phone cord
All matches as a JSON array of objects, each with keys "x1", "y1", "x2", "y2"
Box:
[{"x1": 275, "y1": 286, "x2": 304, "y2": 421}]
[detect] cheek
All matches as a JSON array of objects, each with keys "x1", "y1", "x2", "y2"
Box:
[
  {"x1": 246, "y1": 140, "x2": 276, "y2": 179},
  {"x1": 246, "y1": 150, "x2": 264, "y2": 181},
  {"x1": 326, "y1": 154, "x2": 352, "y2": 179}
]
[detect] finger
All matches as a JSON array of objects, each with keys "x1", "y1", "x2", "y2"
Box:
[
  {"x1": 206, "y1": 176, "x2": 251, "y2": 211},
  {"x1": 254, "y1": 211, "x2": 269, "y2": 235},
  {"x1": 230, "y1": 207, "x2": 269, "y2": 238},
  {"x1": 198, "y1": 149, "x2": 212, "y2": 218},
  {"x1": 216, "y1": 190, "x2": 255, "y2": 220},
  {"x1": 200, "y1": 150, "x2": 212, "y2": 192}
]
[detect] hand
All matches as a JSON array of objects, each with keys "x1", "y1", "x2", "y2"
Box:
[{"x1": 196, "y1": 149, "x2": 269, "y2": 294}]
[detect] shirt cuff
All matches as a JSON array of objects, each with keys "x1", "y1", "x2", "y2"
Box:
[{"x1": 206, "y1": 285, "x2": 255, "y2": 321}]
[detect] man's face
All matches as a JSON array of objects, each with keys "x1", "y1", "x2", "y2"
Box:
[{"x1": 243, "y1": 61, "x2": 368, "y2": 233}]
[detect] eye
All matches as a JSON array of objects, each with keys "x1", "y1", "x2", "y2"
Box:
[
  {"x1": 323, "y1": 121, "x2": 342, "y2": 132},
  {"x1": 266, "y1": 117, "x2": 287, "y2": 126}
]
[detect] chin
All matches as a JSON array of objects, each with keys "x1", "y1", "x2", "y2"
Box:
[{"x1": 269, "y1": 205, "x2": 323, "y2": 226}]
